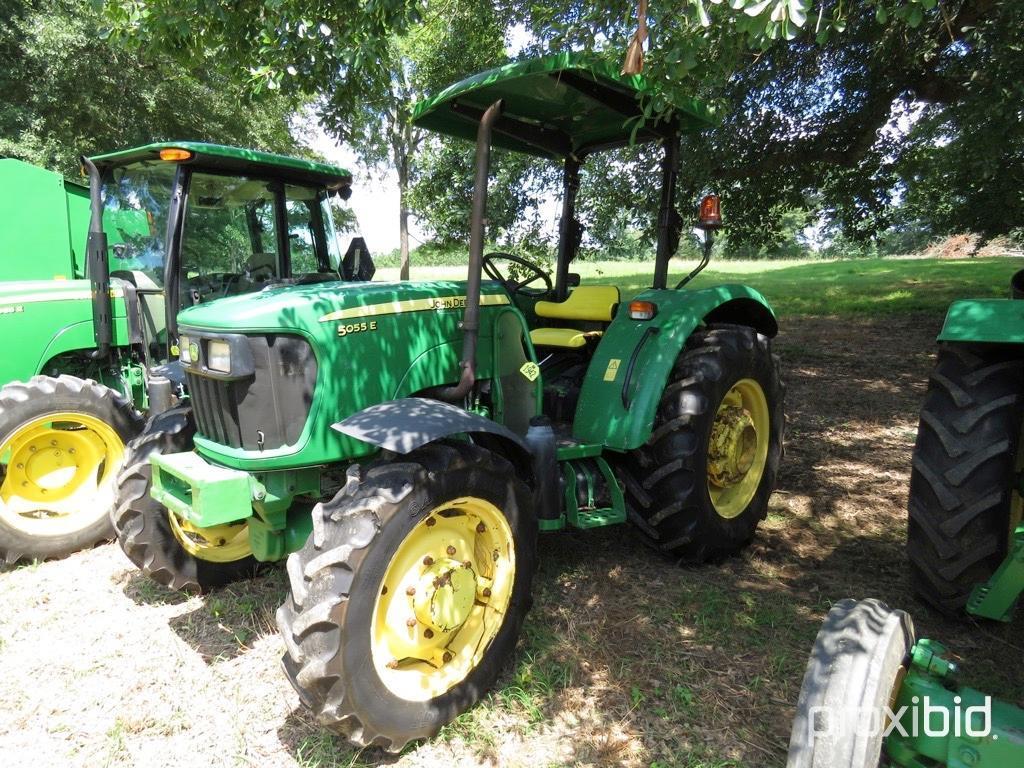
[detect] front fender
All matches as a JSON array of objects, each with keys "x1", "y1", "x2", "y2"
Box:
[
  {"x1": 573, "y1": 284, "x2": 777, "y2": 450},
  {"x1": 938, "y1": 299, "x2": 1024, "y2": 344},
  {"x1": 333, "y1": 397, "x2": 533, "y2": 477}
]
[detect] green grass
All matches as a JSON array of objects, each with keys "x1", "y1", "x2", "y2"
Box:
[{"x1": 379, "y1": 256, "x2": 1020, "y2": 317}]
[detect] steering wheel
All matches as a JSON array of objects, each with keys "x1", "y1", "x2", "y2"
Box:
[{"x1": 482, "y1": 252, "x2": 552, "y2": 298}]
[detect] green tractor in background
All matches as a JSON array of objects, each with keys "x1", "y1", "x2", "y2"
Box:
[
  {"x1": 114, "y1": 54, "x2": 785, "y2": 749},
  {"x1": 786, "y1": 281, "x2": 1024, "y2": 767},
  {"x1": 0, "y1": 144, "x2": 360, "y2": 563}
]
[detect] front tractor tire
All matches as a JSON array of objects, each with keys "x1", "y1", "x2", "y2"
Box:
[
  {"x1": 0, "y1": 375, "x2": 142, "y2": 564},
  {"x1": 622, "y1": 324, "x2": 784, "y2": 562},
  {"x1": 277, "y1": 441, "x2": 536, "y2": 752},
  {"x1": 907, "y1": 343, "x2": 1024, "y2": 615},
  {"x1": 786, "y1": 598, "x2": 915, "y2": 768},
  {"x1": 111, "y1": 406, "x2": 260, "y2": 593}
]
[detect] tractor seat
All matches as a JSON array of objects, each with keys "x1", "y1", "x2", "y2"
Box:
[{"x1": 530, "y1": 285, "x2": 620, "y2": 349}]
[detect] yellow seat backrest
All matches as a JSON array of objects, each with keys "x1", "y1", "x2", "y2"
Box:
[{"x1": 535, "y1": 285, "x2": 620, "y2": 322}]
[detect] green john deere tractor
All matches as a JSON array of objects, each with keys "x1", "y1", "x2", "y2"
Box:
[
  {"x1": 0, "y1": 144, "x2": 360, "y2": 563},
  {"x1": 115, "y1": 54, "x2": 785, "y2": 749},
  {"x1": 786, "y1": 279, "x2": 1024, "y2": 767}
]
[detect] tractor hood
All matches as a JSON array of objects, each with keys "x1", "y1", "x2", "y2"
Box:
[{"x1": 176, "y1": 279, "x2": 511, "y2": 334}]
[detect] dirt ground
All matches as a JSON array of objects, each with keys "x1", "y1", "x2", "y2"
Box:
[{"x1": 2, "y1": 314, "x2": 1022, "y2": 768}]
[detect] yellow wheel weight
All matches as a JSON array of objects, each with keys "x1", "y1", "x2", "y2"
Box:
[
  {"x1": 0, "y1": 413, "x2": 125, "y2": 536},
  {"x1": 370, "y1": 497, "x2": 516, "y2": 702},
  {"x1": 707, "y1": 378, "x2": 770, "y2": 520},
  {"x1": 166, "y1": 511, "x2": 251, "y2": 564}
]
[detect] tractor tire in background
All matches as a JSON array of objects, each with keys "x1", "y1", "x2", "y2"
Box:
[
  {"x1": 620, "y1": 324, "x2": 784, "y2": 562},
  {"x1": 111, "y1": 406, "x2": 261, "y2": 592},
  {"x1": 907, "y1": 343, "x2": 1024, "y2": 615},
  {"x1": 278, "y1": 441, "x2": 536, "y2": 752},
  {"x1": 0, "y1": 375, "x2": 142, "y2": 564},
  {"x1": 786, "y1": 598, "x2": 915, "y2": 768}
]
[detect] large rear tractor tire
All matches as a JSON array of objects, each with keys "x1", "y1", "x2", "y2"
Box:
[
  {"x1": 786, "y1": 598, "x2": 915, "y2": 768},
  {"x1": 907, "y1": 343, "x2": 1024, "y2": 615},
  {"x1": 0, "y1": 375, "x2": 142, "y2": 564},
  {"x1": 111, "y1": 406, "x2": 260, "y2": 592},
  {"x1": 277, "y1": 441, "x2": 536, "y2": 751},
  {"x1": 621, "y1": 324, "x2": 784, "y2": 562}
]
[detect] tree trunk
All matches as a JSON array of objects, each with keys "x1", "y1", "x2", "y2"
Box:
[{"x1": 398, "y1": 156, "x2": 410, "y2": 281}]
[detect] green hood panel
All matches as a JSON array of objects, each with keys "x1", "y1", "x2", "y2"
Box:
[
  {"x1": 179, "y1": 279, "x2": 515, "y2": 470},
  {"x1": 178, "y1": 280, "x2": 510, "y2": 331},
  {"x1": 413, "y1": 53, "x2": 717, "y2": 159}
]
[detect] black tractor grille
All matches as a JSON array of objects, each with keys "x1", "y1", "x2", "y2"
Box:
[{"x1": 186, "y1": 335, "x2": 317, "y2": 450}]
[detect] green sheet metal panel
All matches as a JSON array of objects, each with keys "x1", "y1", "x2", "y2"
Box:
[
  {"x1": 89, "y1": 142, "x2": 353, "y2": 188},
  {"x1": 572, "y1": 285, "x2": 776, "y2": 450},
  {"x1": 938, "y1": 299, "x2": 1024, "y2": 344},
  {"x1": 412, "y1": 53, "x2": 717, "y2": 159},
  {"x1": 0, "y1": 159, "x2": 85, "y2": 281},
  {"x1": 178, "y1": 280, "x2": 517, "y2": 471}
]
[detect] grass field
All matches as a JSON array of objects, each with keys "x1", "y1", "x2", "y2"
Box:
[
  {"x1": 2, "y1": 255, "x2": 1023, "y2": 768},
  {"x1": 379, "y1": 255, "x2": 1019, "y2": 315}
]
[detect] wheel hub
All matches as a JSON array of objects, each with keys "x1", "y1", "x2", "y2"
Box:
[
  {"x1": 413, "y1": 559, "x2": 477, "y2": 632},
  {"x1": 708, "y1": 404, "x2": 758, "y2": 487}
]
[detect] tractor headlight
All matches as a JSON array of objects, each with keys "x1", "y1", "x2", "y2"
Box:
[
  {"x1": 207, "y1": 340, "x2": 232, "y2": 373},
  {"x1": 179, "y1": 335, "x2": 193, "y2": 364}
]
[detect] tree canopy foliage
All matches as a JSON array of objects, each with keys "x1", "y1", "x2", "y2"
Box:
[
  {"x1": 0, "y1": 0, "x2": 300, "y2": 177},
  {"x1": 100, "y1": 0, "x2": 1022, "y2": 253}
]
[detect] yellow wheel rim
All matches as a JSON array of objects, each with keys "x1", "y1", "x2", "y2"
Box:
[
  {"x1": 0, "y1": 412, "x2": 125, "y2": 536},
  {"x1": 167, "y1": 513, "x2": 251, "y2": 563},
  {"x1": 707, "y1": 378, "x2": 770, "y2": 520},
  {"x1": 370, "y1": 496, "x2": 516, "y2": 702}
]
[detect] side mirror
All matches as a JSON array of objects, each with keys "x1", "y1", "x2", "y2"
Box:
[{"x1": 341, "y1": 237, "x2": 375, "y2": 282}]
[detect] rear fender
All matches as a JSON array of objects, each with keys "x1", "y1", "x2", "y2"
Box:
[
  {"x1": 938, "y1": 299, "x2": 1024, "y2": 344},
  {"x1": 572, "y1": 284, "x2": 777, "y2": 450}
]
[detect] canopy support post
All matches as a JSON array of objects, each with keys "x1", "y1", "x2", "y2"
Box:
[
  {"x1": 554, "y1": 156, "x2": 581, "y2": 301},
  {"x1": 653, "y1": 134, "x2": 680, "y2": 290}
]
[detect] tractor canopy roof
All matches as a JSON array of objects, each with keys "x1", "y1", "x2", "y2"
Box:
[
  {"x1": 89, "y1": 142, "x2": 352, "y2": 191},
  {"x1": 412, "y1": 53, "x2": 717, "y2": 160}
]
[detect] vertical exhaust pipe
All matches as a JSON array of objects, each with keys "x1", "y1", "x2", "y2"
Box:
[
  {"x1": 81, "y1": 156, "x2": 112, "y2": 361},
  {"x1": 438, "y1": 98, "x2": 504, "y2": 402}
]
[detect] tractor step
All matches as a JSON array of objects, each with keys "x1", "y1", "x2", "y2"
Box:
[{"x1": 967, "y1": 523, "x2": 1024, "y2": 621}]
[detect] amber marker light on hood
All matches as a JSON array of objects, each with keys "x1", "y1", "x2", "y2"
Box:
[
  {"x1": 159, "y1": 148, "x2": 194, "y2": 162},
  {"x1": 629, "y1": 300, "x2": 657, "y2": 320}
]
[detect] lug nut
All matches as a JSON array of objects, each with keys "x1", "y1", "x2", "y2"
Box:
[
  {"x1": 443, "y1": 651, "x2": 453, "y2": 663},
  {"x1": 386, "y1": 660, "x2": 399, "y2": 669},
  {"x1": 423, "y1": 556, "x2": 434, "y2": 566},
  {"x1": 482, "y1": 588, "x2": 491, "y2": 598},
  {"x1": 425, "y1": 517, "x2": 436, "y2": 527},
  {"x1": 68, "y1": 448, "x2": 75, "y2": 454},
  {"x1": 424, "y1": 629, "x2": 434, "y2": 639},
  {"x1": 463, "y1": 560, "x2": 472, "y2": 569},
  {"x1": 493, "y1": 551, "x2": 499, "y2": 561},
  {"x1": 446, "y1": 545, "x2": 456, "y2": 556},
  {"x1": 405, "y1": 586, "x2": 415, "y2": 596},
  {"x1": 476, "y1": 522, "x2": 486, "y2": 533},
  {"x1": 50, "y1": 440, "x2": 57, "y2": 446},
  {"x1": 406, "y1": 617, "x2": 417, "y2": 628},
  {"x1": 16, "y1": 463, "x2": 23, "y2": 469}
]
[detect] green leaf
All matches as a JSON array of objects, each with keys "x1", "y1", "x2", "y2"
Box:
[
  {"x1": 744, "y1": 0, "x2": 773, "y2": 17},
  {"x1": 787, "y1": 0, "x2": 807, "y2": 27},
  {"x1": 875, "y1": 6, "x2": 888, "y2": 24},
  {"x1": 908, "y1": 7, "x2": 923, "y2": 28},
  {"x1": 696, "y1": 0, "x2": 712, "y2": 27}
]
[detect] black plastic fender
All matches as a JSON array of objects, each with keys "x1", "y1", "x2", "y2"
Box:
[{"x1": 334, "y1": 397, "x2": 533, "y2": 478}]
